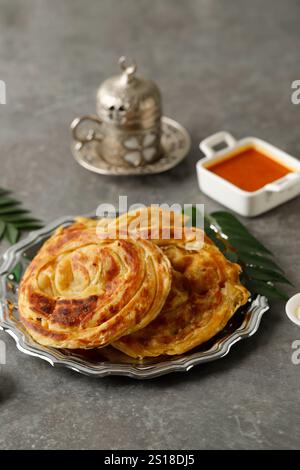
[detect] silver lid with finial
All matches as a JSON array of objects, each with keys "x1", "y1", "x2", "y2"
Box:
[{"x1": 96, "y1": 56, "x2": 162, "y2": 130}]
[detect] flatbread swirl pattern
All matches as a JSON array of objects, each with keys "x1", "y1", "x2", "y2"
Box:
[
  {"x1": 110, "y1": 208, "x2": 250, "y2": 357},
  {"x1": 18, "y1": 219, "x2": 172, "y2": 349}
]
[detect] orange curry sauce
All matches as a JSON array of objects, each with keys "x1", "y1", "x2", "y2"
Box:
[{"x1": 207, "y1": 147, "x2": 293, "y2": 192}]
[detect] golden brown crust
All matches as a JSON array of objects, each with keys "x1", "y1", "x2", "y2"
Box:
[
  {"x1": 19, "y1": 220, "x2": 172, "y2": 349},
  {"x1": 111, "y1": 208, "x2": 250, "y2": 358},
  {"x1": 97, "y1": 206, "x2": 206, "y2": 248}
]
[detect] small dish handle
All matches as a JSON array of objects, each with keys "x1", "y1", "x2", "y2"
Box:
[
  {"x1": 265, "y1": 172, "x2": 300, "y2": 193},
  {"x1": 199, "y1": 131, "x2": 236, "y2": 158},
  {"x1": 71, "y1": 115, "x2": 103, "y2": 148}
]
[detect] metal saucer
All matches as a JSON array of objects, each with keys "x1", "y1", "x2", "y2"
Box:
[{"x1": 71, "y1": 116, "x2": 191, "y2": 176}]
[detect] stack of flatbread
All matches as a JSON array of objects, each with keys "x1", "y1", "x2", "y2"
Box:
[{"x1": 19, "y1": 207, "x2": 249, "y2": 358}]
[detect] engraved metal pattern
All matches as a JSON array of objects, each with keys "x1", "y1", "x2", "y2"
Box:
[
  {"x1": 71, "y1": 116, "x2": 191, "y2": 175},
  {"x1": 96, "y1": 56, "x2": 162, "y2": 129}
]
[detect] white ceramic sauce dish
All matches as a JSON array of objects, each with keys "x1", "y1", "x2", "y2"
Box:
[
  {"x1": 196, "y1": 131, "x2": 300, "y2": 217},
  {"x1": 286, "y1": 293, "x2": 300, "y2": 327}
]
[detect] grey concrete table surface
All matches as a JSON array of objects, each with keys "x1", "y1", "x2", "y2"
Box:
[{"x1": 0, "y1": 0, "x2": 299, "y2": 450}]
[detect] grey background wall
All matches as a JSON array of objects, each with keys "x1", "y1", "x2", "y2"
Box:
[{"x1": 0, "y1": 0, "x2": 299, "y2": 449}]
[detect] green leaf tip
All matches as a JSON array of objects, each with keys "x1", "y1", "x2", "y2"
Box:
[{"x1": 188, "y1": 209, "x2": 290, "y2": 302}]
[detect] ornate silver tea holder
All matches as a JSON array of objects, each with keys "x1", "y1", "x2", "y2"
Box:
[{"x1": 71, "y1": 57, "x2": 191, "y2": 176}]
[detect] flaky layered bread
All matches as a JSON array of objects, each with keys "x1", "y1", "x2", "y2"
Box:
[
  {"x1": 96, "y1": 206, "x2": 205, "y2": 250},
  {"x1": 19, "y1": 219, "x2": 172, "y2": 349},
  {"x1": 110, "y1": 208, "x2": 250, "y2": 357}
]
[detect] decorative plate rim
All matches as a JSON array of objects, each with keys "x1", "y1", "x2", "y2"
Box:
[
  {"x1": 71, "y1": 116, "x2": 192, "y2": 176},
  {"x1": 0, "y1": 214, "x2": 269, "y2": 379}
]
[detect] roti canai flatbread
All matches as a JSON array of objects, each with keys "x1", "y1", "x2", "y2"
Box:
[
  {"x1": 109, "y1": 207, "x2": 250, "y2": 357},
  {"x1": 18, "y1": 219, "x2": 172, "y2": 349}
]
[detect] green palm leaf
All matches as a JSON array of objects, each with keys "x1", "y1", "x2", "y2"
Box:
[
  {"x1": 0, "y1": 215, "x2": 41, "y2": 223},
  {"x1": 211, "y1": 211, "x2": 273, "y2": 255},
  {"x1": 14, "y1": 221, "x2": 44, "y2": 229},
  {"x1": 238, "y1": 250, "x2": 284, "y2": 273},
  {"x1": 244, "y1": 266, "x2": 292, "y2": 285},
  {"x1": 0, "y1": 189, "x2": 11, "y2": 197},
  {"x1": 0, "y1": 189, "x2": 43, "y2": 244},
  {"x1": 10, "y1": 262, "x2": 22, "y2": 282},
  {"x1": 0, "y1": 220, "x2": 5, "y2": 239},
  {"x1": 0, "y1": 207, "x2": 30, "y2": 216},
  {"x1": 4, "y1": 223, "x2": 19, "y2": 244},
  {"x1": 246, "y1": 280, "x2": 289, "y2": 300},
  {"x1": 187, "y1": 207, "x2": 290, "y2": 301},
  {"x1": 0, "y1": 197, "x2": 22, "y2": 207}
]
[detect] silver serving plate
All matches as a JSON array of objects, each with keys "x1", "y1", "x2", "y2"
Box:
[
  {"x1": 0, "y1": 215, "x2": 269, "y2": 379},
  {"x1": 72, "y1": 117, "x2": 191, "y2": 176}
]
